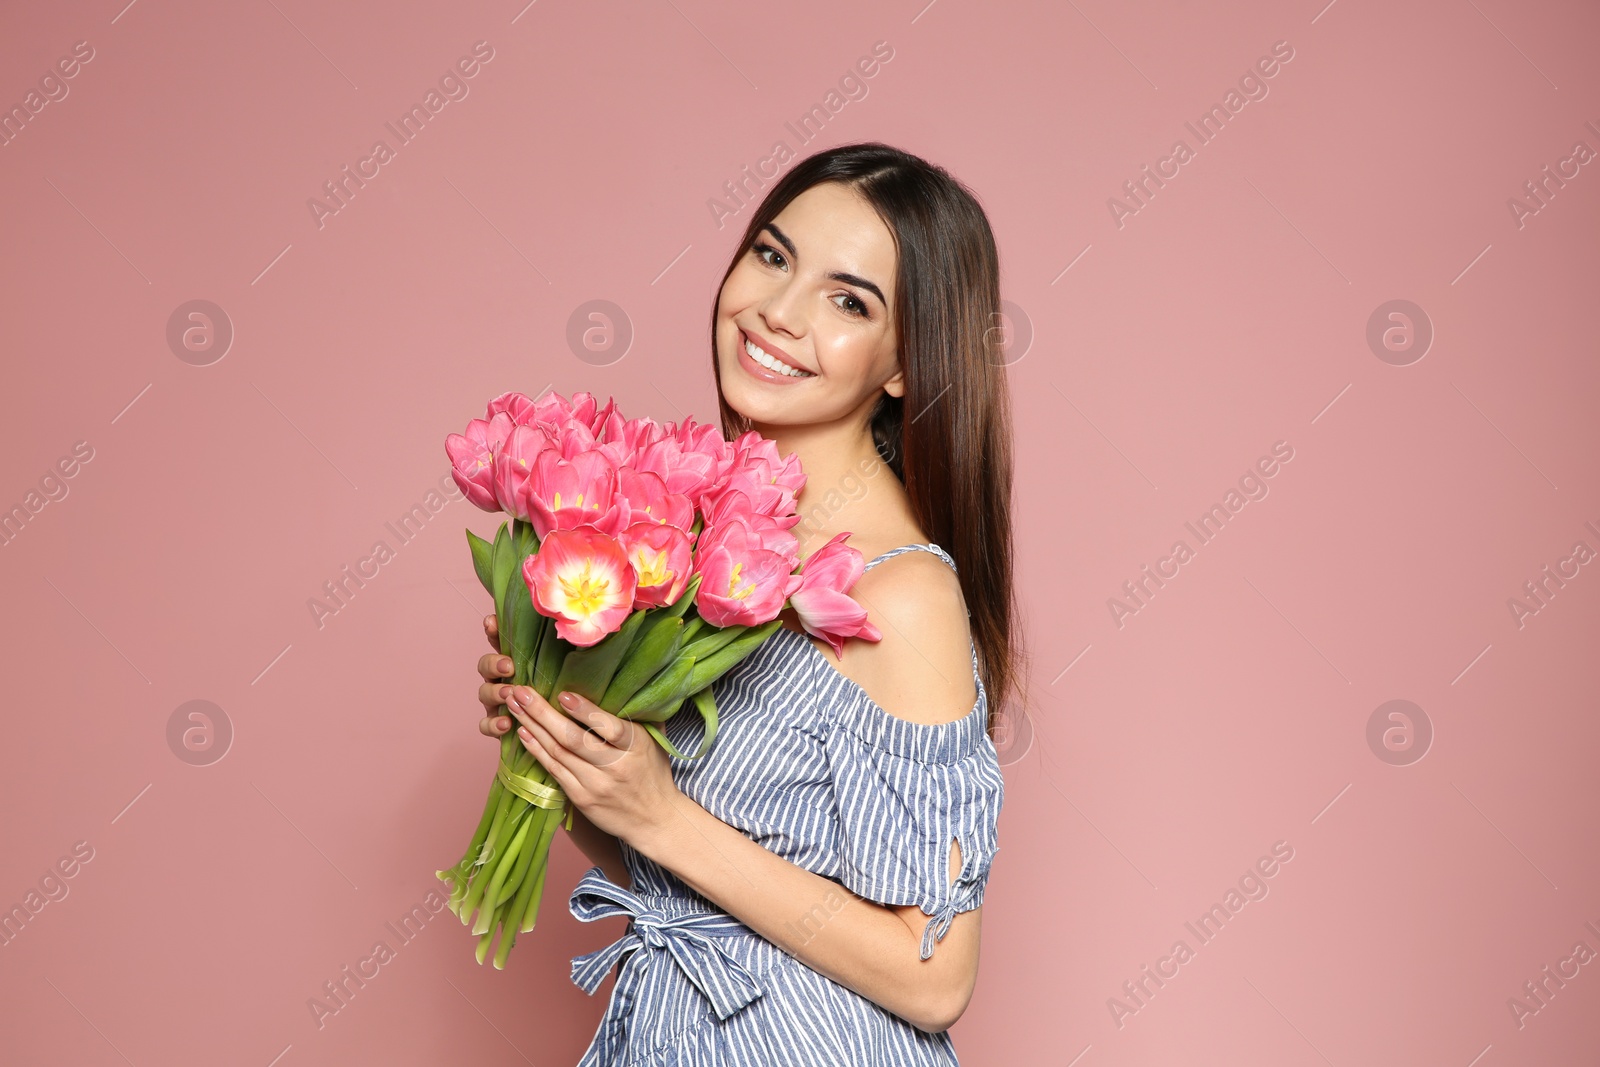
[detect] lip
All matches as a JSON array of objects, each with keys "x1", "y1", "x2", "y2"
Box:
[{"x1": 739, "y1": 327, "x2": 813, "y2": 376}]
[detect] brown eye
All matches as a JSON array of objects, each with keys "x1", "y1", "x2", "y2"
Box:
[
  {"x1": 753, "y1": 243, "x2": 786, "y2": 270},
  {"x1": 833, "y1": 293, "x2": 869, "y2": 318}
]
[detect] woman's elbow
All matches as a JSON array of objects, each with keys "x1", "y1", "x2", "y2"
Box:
[{"x1": 910, "y1": 978, "x2": 976, "y2": 1035}]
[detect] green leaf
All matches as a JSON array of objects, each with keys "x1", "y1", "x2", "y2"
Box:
[
  {"x1": 686, "y1": 619, "x2": 783, "y2": 692},
  {"x1": 661, "y1": 573, "x2": 703, "y2": 620},
  {"x1": 640, "y1": 686, "x2": 720, "y2": 758},
  {"x1": 550, "y1": 609, "x2": 650, "y2": 706},
  {"x1": 513, "y1": 517, "x2": 539, "y2": 557},
  {"x1": 506, "y1": 570, "x2": 540, "y2": 686},
  {"x1": 467, "y1": 529, "x2": 496, "y2": 595},
  {"x1": 619, "y1": 653, "x2": 697, "y2": 719},
  {"x1": 489, "y1": 522, "x2": 514, "y2": 653},
  {"x1": 678, "y1": 624, "x2": 743, "y2": 663},
  {"x1": 600, "y1": 615, "x2": 685, "y2": 714},
  {"x1": 531, "y1": 614, "x2": 567, "y2": 698}
]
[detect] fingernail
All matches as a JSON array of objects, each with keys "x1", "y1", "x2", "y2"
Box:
[
  {"x1": 558, "y1": 691, "x2": 577, "y2": 708},
  {"x1": 498, "y1": 658, "x2": 513, "y2": 674},
  {"x1": 498, "y1": 685, "x2": 511, "y2": 702}
]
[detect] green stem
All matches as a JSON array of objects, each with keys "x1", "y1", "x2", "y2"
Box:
[
  {"x1": 460, "y1": 791, "x2": 524, "y2": 925},
  {"x1": 492, "y1": 808, "x2": 555, "y2": 969},
  {"x1": 471, "y1": 807, "x2": 534, "y2": 935},
  {"x1": 440, "y1": 770, "x2": 506, "y2": 909},
  {"x1": 494, "y1": 805, "x2": 547, "y2": 908},
  {"x1": 518, "y1": 826, "x2": 557, "y2": 934}
]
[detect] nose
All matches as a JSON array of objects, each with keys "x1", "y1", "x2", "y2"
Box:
[{"x1": 757, "y1": 277, "x2": 804, "y2": 340}]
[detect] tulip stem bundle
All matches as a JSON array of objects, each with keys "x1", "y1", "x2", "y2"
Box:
[{"x1": 436, "y1": 516, "x2": 781, "y2": 968}]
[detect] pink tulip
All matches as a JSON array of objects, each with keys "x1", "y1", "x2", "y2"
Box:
[
  {"x1": 445, "y1": 430, "x2": 498, "y2": 512},
  {"x1": 731, "y1": 430, "x2": 807, "y2": 496},
  {"x1": 587, "y1": 395, "x2": 618, "y2": 438},
  {"x1": 523, "y1": 449, "x2": 623, "y2": 540},
  {"x1": 701, "y1": 467, "x2": 799, "y2": 522},
  {"x1": 522, "y1": 527, "x2": 637, "y2": 647},
  {"x1": 700, "y1": 491, "x2": 799, "y2": 565},
  {"x1": 634, "y1": 435, "x2": 720, "y2": 500},
  {"x1": 486, "y1": 391, "x2": 540, "y2": 425},
  {"x1": 619, "y1": 521, "x2": 693, "y2": 608},
  {"x1": 789, "y1": 532, "x2": 882, "y2": 657},
  {"x1": 746, "y1": 514, "x2": 800, "y2": 566},
  {"x1": 545, "y1": 416, "x2": 598, "y2": 460},
  {"x1": 614, "y1": 468, "x2": 695, "y2": 538},
  {"x1": 693, "y1": 519, "x2": 802, "y2": 627},
  {"x1": 492, "y1": 424, "x2": 551, "y2": 520},
  {"x1": 596, "y1": 413, "x2": 666, "y2": 469}
]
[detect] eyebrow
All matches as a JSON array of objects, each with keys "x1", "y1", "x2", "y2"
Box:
[{"x1": 762, "y1": 222, "x2": 888, "y2": 311}]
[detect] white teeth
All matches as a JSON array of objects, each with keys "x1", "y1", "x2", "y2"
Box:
[{"x1": 745, "y1": 338, "x2": 813, "y2": 377}]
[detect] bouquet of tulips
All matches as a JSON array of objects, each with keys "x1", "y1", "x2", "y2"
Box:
[{"x1": 435, "y1": 389, "x2": 881, "y2": 969}]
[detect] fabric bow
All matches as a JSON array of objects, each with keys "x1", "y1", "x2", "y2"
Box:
[
  {"x1": 920, "y1": 901, "x2": 958, "y2": 960},
  {"x1": 568, "y1": 866, "x2": 764, "y2": 1021}
]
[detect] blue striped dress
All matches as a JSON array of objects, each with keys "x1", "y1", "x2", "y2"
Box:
[{"x1": 565, "y1": 543, "x2": 1006, "y2": 1066}]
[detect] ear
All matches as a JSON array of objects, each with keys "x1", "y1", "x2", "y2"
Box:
[{"x1": 882, "y1": 360, "x2": 906, "y2": 399}]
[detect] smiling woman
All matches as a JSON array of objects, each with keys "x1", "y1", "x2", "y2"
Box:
[{"x1": 482, "y1": 142, "x2": 1026, "y2": 1065}]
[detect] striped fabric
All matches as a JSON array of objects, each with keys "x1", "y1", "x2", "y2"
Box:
[{"x1": 567, "y1": 543, "x2": 1006, "y2": 1066}]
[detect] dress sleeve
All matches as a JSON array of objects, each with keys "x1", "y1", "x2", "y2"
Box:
[{"x1": 822, "y1": 693, "x2": 1006, "y2": 961}]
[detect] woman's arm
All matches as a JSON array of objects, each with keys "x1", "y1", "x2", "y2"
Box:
[
  {"x1": 565, "y1": 807, "x2": 631, "y2": 891},
  {"x1": 630, "y1": 791, "x2": 980, "y2": 1034}
]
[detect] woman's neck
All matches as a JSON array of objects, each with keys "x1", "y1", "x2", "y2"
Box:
[{"x1": 753, "y1": 417, "x2": 913, "y2": 562}]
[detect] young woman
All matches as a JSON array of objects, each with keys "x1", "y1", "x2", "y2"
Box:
[{"x1": 473, "y1": 142, "x2": 1024, "y2": 1065}]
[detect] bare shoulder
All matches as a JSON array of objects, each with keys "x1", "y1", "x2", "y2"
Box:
[{"x1": 824, "y1": 550, "x2": 978, "y2": 726}]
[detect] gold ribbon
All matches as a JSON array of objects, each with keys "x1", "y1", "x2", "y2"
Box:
[{"x1": 498, "y1": 760, "x2": 576, "y2": 831}]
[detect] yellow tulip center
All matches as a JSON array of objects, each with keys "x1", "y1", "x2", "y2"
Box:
[
  {"x1": 723, "y1": 561, "x2": 754, "y2": 601},
  {"x1": 635, "y1": 550, "x2": 673, "y2": 589},
  {"x1": 550, "y1": 490, "x2": 596, "y2": 511},
  {"x1": 559, "y1": 563, "x2": 613, "y2": 617}
]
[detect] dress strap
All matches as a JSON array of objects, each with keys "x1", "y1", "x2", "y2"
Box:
[{"x1": 863, "y1": 542, "x2": 958, "y2": 573}]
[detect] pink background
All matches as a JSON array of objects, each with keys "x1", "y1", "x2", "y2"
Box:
[{"x1": 2, "y1": 1, "x2": 1598, "y2": 1064}]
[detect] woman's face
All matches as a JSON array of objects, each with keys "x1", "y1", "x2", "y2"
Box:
[{"x1": 715, "y1": 181, "x2": 902, "y2": 433}]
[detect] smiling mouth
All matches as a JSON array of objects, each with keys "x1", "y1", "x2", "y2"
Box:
[{"x1": 740, "y1": 331, "x2": 815, "y2": 378}]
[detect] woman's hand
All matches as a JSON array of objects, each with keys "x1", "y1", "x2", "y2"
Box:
[
  {"x1": 476, "y1": 614, "x2": 516, "y2": 739},
  {"x1": 502, "y1": 681, "x2": 683, "y2": 849}
]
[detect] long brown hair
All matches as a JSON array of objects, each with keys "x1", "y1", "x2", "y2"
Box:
[{"x1": 708, "y1": 141, "x2": 1027, "y2": 741}]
